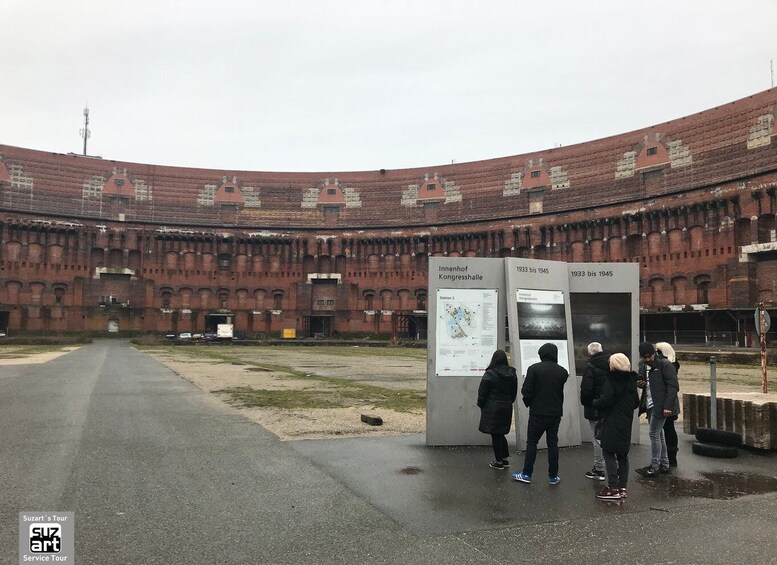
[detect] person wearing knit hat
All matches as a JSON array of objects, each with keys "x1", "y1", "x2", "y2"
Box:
[
  {"x1": 635, "y1": 342, "x2": 679, "y2": 478},
  {"x1": 592, "y1": 352, "x2": 640, "y2": 500},
  {"x1": 638, "y1": 342, "x2": 655, "y2": 358}
]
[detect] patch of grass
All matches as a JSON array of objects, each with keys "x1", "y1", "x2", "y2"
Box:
[
  {"x1": 340, "y1": 383, "x2": 426, "y2": 412},
  {"x1": 0, "y1": 345, "x2": 75, "y2": 358},
  {"x1": 683, "y1": 360, "x2": 765, "y2": 370},
  {"x1": 215, "y1": 387, "x2": 348, "y2": 409},
  {"x1": 215, "y1": 382, "x2": 426, "y2": 412},
  {"x1": 287, "y1": 346, "x2": 427, "y2": 360},
  {"x1": 142, "y1": 343, "x2": 427, "y2": 412}
]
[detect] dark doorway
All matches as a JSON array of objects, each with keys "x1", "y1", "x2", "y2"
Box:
[
  {"x1": 0, "y1": 311, "x2": 9, "y2": 333},
  {"x1": 410, "y1": 315, "x2": 427, "y2": 340},
  {"x1": 205, "y1": 313, "x2": 232, "y2": 333},
  {"x1": 308, "y1": 315, "x2": 332, "y2": 338},
  {"x1": 398, "y1": 314, "x2": 427, "y2": 341}
]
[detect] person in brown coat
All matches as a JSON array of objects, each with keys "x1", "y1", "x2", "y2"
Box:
[{"x1": 477, "y1": 350, "x2": 518, "y2": 470}]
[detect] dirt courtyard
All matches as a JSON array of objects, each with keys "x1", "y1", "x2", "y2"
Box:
[
  {"x1": 138, "y1": 343, "x2": 773, "y2": 442},
  {"x1": 141, "y1": 345, "x2": 428, "y2": 441}
]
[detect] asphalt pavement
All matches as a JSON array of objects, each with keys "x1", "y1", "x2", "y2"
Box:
[{"x1": 2, "y1": 340, "x2": 777, "y2": 564}]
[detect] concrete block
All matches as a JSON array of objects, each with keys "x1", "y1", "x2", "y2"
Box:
[{"x1": 682, "y1": 392, "x2": 777, "y2": 450}]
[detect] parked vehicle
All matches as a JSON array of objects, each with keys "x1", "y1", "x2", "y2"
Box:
[{"x1": 178, "y1": 332, "x2": 193, "y2": 340}]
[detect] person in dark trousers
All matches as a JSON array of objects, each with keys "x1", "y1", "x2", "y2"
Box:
[
  {"x1": 592, "y1": 353, "x2": 640, "y2": 500},
  {"x1": 635, "y1": 342, "x2": 680, "y2": 477},
  {"x1": 655, "y1": 342, "x2": 680, "y2": 467},
  {"x1": 512, "y1": 343, "x2": 569, "y2": 485},
  {"x1": 580, "y1": 342, "x2": 610, "y2": 481},
  {"x1": 477, "y1": 349, "x2": 518, "y2": 470}
]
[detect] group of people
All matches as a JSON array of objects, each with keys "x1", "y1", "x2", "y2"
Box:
[{"x1": 476, "y1": 340, "x2": 680, "y2": 501}]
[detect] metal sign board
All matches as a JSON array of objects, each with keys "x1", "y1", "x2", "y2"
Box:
[{"x1": 755, "y1": 308, "x2": 772, "y2": 336}]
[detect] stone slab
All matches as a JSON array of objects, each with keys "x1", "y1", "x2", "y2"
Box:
[{"x1": 683, "y1": 392, "x2": 777, "y2": 449}]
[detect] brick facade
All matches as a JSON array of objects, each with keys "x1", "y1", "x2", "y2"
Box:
[{"x1": 1, "y1": 88, "x2": 776, "y2": 340}]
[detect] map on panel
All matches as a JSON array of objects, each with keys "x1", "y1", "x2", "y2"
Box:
[
  {"x1": 443, "y1": 303, "x2": 477, "y2": 340},
  {"x1": 435, "y1": 288, "x2": 499, "y2": 376}
]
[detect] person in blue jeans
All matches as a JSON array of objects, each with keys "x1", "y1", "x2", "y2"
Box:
[
  {"x1": 635, "y1": 342, "x2": 679, "y2": 478},
  {"x1": 513, "y1": 343, "x2": 569, "y2": 485}
]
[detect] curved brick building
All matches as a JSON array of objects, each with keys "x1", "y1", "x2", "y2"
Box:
[{"x1": 1, "y1": 88, "x2": 776, "y2": 343}]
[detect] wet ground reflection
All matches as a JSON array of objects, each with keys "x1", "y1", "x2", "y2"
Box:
[{"x1": 641, "y1": 471, "x2": 777, "y2": 500}]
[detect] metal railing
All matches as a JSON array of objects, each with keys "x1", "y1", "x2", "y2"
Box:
[{"x1": 640, "y1": 329, "x2": 776, "y2": 348}]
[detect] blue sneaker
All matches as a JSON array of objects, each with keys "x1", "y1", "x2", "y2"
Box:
[
  {"x1": 549, "y1": 475, "x2": 561, "y2": 485},
  {"x1": 512, "y1": 471, "x2": 532, "y2": 483}
]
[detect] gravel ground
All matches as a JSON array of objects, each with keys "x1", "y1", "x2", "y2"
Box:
[
  {"x1": 142, "y1": 346, "x2": 426, "y2": 440},
  {"x1": 141, "y1": 345, "x2": 773, "y2": 437},
  {"x1": 0, "y1": 346, "x2": 80, "y2": 365}
]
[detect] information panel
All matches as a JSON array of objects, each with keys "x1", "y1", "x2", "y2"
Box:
[
  {"x1": 505, "y1": 258, "x2": 581, "y2": 449},
  {"x1": 568, "y1": 262, "x2": 640, "y2": 444},
  {"x1": 435, "y1": 288, "x2": 499, "y2": 376},
  {"x1": 427, "y1": 257, "x2": 506, "y2": 446},
  {"x1": 515, "y1": 288, "x2": 570, "y2": 376}
]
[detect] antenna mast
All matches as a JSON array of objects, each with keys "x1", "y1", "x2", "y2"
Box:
[{"x1": 79, "y1": 105, "x2": 91, "y2": 156}]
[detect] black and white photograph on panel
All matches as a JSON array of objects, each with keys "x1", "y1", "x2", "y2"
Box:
[
  {"x1": 515, "y1": 289, "x2": 567, "y2": 340},
  {"x1": 570, "y1": 292, "x2": 632, "y2": 372}
]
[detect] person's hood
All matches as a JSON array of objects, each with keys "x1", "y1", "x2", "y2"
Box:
[
  {"x1": 612, "y1": 369, "x2": 637, "y2": 380},
  {"x1": 589, "y1": 351, "x2": 610, "y2": 371},
  {"x1": 538, "y1": 343, "x2": 558, "y2": 363},
  {"x1": 492, "y1": 365, "x2": 517, "y2": 378}
]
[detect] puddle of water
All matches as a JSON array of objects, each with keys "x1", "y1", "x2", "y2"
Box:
[
  {"x1": 400, "y1": 466, "x2": 423, "y2": 475},
  {"x1": 640, "y1": 471, "x2": 777, "y2": 500}
]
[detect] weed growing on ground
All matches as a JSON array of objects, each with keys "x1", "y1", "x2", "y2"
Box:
[
  {"x1": 0, "y1": 345, "x2": 75, "y2": 358},
  {"x1": 143, "y1": 344, "x2": 427, "y2": 412}
]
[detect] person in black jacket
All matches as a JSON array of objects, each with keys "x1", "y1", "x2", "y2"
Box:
[
  {"x1": 592, "y1": 353, "x2": 640, "y2": 500},
  {"x1": 580, "y1": 342, "x2": 610, "y2": 481},
  {"x1": 477, "y1": 350, "x2": 518, "y2": 470},
  {"x1": 635, "y1": 342, "x2": 680, "y2": 477},
  {"x1": 512, "y1": 343, "x2": 569, "y2": 485}
]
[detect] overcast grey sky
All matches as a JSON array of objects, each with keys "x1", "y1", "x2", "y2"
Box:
[{"x1": 2, "y1": 1, "x2": 776, "y2": 172}]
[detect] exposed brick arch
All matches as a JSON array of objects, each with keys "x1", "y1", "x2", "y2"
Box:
[
  {"x1": 670, "y1": 276, "x2": 688, "y2": 305},
  {"x1": 648, "y1": 277, "x2": 666, "y2": 308},
  {"x1": 693, "y1": 274, "x2": 712, "y2": 304},
  {"x1": 253, "y1": 289, "x2": 267, "y2": 309},
  {"x1": 108, "y1": 248, "x2": 124, "y2": 268},
  {"x1": 27, "y1": 242, "x2": 43, "y2": 263},
  {"x1": 758, "y1": 214, "x2": 775, "y2": 243},
  {"x1": 48, "y1": 244, "x2": 64, "y2": 265},
  {"x1": 29, "y1": 281, "x2": 45, "y2": 304}
]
